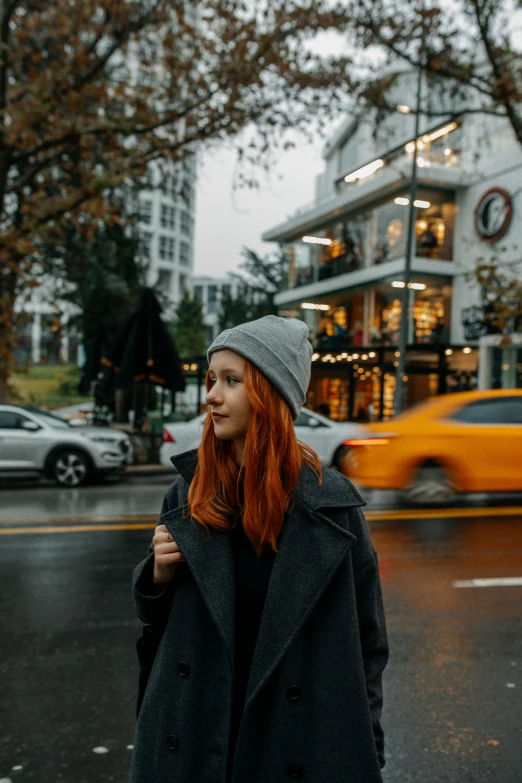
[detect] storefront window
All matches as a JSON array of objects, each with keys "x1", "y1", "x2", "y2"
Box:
[
  {"x1": 414, "y1": 197, "x2": 456, "y2": 261},
  {"x1": 284, "y1": 191, "x2": 456, "y2": 291},
  {"x1": 368, "y1": 201, "x2": 408, "y2": 265},
  {"x1": 338, "y1": 123, "x2": 462, "y2": 200},
  {"x1": 406, "y1": 124, "x2": 462, "y2": 169},
  {"x1": 380, "y1": 297, "x2": 403, "y2": 344},
  {"x1": 308, "y1": 281, "x2": 452, "y2": 350},
  {"x1": 314, "y1": 300, "x2": 364, "y2": 350},
  {"x1": 375, "y1": 281, "x2": 451, "y2": 346},
  {"x1": 318, "y1": 217, "x2": 367, "y2": 280},
  {"x1": 307, "y1": 344, "x2": 470, "y2": 422},
  {"x1": 284, "y1": 242, "x2": 317, "y2": 290}
]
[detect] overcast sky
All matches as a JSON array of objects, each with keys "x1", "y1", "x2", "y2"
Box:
[
  {"x1": 191, "y1": 26, "x2": 347, "y2": 279},
  {"x1": 192, "y1": 4, "x2": 522, "y2": 281},
  {"x1": 192, "y1": 137, "x2": 327, "y2": 278}
]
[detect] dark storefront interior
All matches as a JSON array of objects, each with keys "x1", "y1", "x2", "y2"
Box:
[{"x1": 306, "y1": 345, "x2": 478, "y2": 422}]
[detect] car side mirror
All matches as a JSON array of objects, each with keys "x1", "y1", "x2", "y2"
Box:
[{"x1": 21, "y1": 420, "x2": 40, "y2": 431}]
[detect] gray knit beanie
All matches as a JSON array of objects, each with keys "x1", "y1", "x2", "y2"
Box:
[{"x1": 207, "y1": 315, "x2": 312, "y2": 420}]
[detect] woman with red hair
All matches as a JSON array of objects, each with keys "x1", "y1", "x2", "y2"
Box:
[{"x1": 129, "y1": 315, "x2": 389, "y2": 783}]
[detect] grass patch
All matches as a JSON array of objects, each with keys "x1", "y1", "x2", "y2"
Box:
[{"x1": 9, "y1": 364, "x2": 92, "y2": 409}]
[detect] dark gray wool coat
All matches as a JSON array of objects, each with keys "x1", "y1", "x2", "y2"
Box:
[{"x1": 129, "y1": 448, "x2": 389, "y2": 783}]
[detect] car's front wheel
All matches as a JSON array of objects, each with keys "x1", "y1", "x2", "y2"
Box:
[
  {"x1": 51, "y1": 449, "x2": 92, "y2": 488},
  {"x1": 403, "y1": 463, "x2": 457, "y2": 506}
]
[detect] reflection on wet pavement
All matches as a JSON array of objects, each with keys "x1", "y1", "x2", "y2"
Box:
[{"x1": 0, "y1": 476, "x2": 520, "y2": 782}]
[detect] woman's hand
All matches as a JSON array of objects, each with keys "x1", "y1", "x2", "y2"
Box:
[{"x1": 153, "y1": 524, "x2": 186, "y2": 584}]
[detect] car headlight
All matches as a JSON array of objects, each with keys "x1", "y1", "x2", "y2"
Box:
[{"x1": 83, "y1": 435, "x2": 121, "y2": 445}]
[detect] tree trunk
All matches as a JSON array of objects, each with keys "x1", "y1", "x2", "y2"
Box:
[
  {"x1": 0, "y1": 0, "x2": 17, "y2": 403},
  {"x1": 115, "y1": 387, "x2": 127, "y2": 423},
  {"x1": 0, "y1": 270, "x2": 17, "y2": 403}
]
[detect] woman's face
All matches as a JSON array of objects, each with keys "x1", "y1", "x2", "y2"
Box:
[{"x1": 206, "y1": 350, "x2": 252, "y2": 447}]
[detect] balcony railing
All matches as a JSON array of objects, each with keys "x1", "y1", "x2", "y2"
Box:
[{"x1": 286, "y1": 244, "x2": 452, "y2": 292}]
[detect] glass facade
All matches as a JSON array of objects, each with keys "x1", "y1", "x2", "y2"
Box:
[
  {"x1": 338, "y1": 121, "x2": 462, "y2": 195},
  {"x1": 283, "y1": 190, "x2": 456, "y2": 291},
  {"x1": 311, "y1": 281, "x2": 452, "y2": 351},
  {"x1": 305, "y1": 345, "x2": 478, "y2": 422},
  {"x1": 273, "y1": 121, "x2": 476, "y2": 421}
]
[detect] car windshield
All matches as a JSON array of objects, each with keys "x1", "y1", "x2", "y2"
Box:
[
  {"x1": 391, "y1": 398, "x2": 448, "y2": 422},
  {"x1": 299, "y1": 408, "x2": 332, "y2": 426},
  {"x1": 23, "y1": 407, "x2": 71, "y2": 429}
]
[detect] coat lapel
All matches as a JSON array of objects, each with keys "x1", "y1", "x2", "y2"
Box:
[
  {"x1": 164, "y1": 451, "x2": 235, "y2": 676},
  {"x1": 244, "y1": 474, "x2": 364, "y2": 710},
  {"x1": 168, "y1": 449, "x2": 366, "y2": 707}
]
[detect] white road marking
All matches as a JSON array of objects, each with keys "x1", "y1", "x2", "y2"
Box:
[
  {"x1": 11, "y1": 767, "x2": 22, "y2": 771},
  {"x1": 0, "y1": 778, "x2": 13, "y2": 782},
  {"x1": 92, "y1": 746, "x2": 109, "y2": 754},
  {"x1": 127, "y1": 745, "x2": 134, "y2": 750},
  {"x1": 453, "y1": 577, "x2": 522, "y2": 588},
  {"x1": 507, "y1": 683, "x2": 516, "y2": 688}
]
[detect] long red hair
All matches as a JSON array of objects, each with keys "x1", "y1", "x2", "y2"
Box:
[{"x1": 187, "y1": 358, "x2": 322, "y2": 556}]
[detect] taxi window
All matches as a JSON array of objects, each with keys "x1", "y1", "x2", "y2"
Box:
[{"x1": 449, "y1": 397, "x2": 522, "y2": 425}]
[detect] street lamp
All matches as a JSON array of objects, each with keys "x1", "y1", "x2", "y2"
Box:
[{"x1": 393, "y1": 22, "x2": 426, "y2": 416}]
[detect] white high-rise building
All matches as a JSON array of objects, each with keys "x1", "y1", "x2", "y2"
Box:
[
  {"x1": 13, "y1": 154, "x2": 197, "y2": 365},
  {"x1": 192, "y1": 275, "x2": 241, "y2": 344},
  {"x1": 137, "y1": 155, "x2": 197, "y2": 312}
]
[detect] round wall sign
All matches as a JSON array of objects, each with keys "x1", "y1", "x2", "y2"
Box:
[{"x1": 474, "y1": 187, "x2": 512, "y2": 243}]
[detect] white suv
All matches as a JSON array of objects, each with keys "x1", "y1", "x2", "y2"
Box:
[
  {"x1": 160, "y1": 408, "x2": 362, "y2": 470},
  {"x1": 0, "y1": 405, "x2": 133, "y2": 487}
]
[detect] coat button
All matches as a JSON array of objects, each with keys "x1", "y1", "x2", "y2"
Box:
[
  {"x1": 167, "y1": 735, "x2": 180, "y2": 751},
  {"x1": 286, "y1": 685, "x2": 301, "y2": 701},
  {"x1": 286, "y1": 761, "x2": 304, "y2": 778},
  {"x1": 177, "y1": 661, "x2": 190, "y2": 677}
]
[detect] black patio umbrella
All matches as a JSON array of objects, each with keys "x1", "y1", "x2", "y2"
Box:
[{"x1": 100, "y1": 288, "x2": 186, "y2": 422}]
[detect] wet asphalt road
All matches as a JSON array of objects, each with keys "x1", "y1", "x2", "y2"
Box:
[{"x1": 0, "y1": 474, "x2": 521, "y2": 783}]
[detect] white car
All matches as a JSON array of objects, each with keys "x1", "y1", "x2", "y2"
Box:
[
  {"x1": 0, "y1": 404, "x2": 133, "y2": 488},
  {"x1": 160, "y1": 408, "x2": 362, "y2": 469}
]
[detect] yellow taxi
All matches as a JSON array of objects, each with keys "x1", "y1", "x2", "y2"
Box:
[{"x1": 341, "y1": 389, "x2": 522, "y2": 503}]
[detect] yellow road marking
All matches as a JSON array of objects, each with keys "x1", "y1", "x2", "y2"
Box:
[
  {"x1": 0, "y1": 506, "x2": 521, "y2": 536},
  {"x1": 365, "y1": 506, "x2": 522, "y2": 521},
  {"x1": 0, "y1": 514, "x2": 157, "y2": 526},
  {"x1": 0, "y1": 523, "x2": 157, "y2": 535}
]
